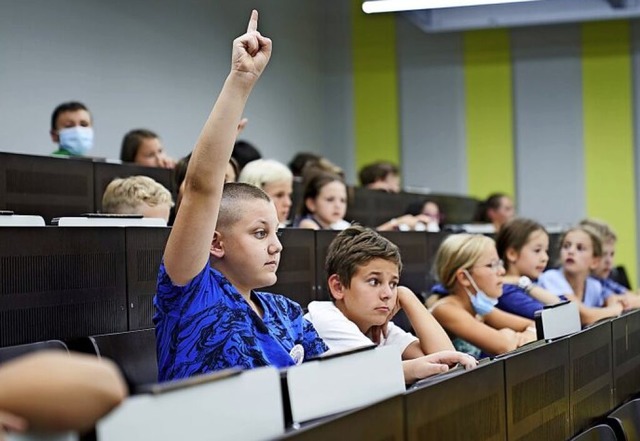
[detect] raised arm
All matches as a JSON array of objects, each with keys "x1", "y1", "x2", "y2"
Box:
[
  {"x1": 396, "y1": 286, "x2": 454, "y2": 360},
  {"x1": 164, "y1": 10, "x2": 272, "y2": 285}
]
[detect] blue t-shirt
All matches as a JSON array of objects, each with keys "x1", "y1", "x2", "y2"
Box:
[
  {"x1": 154, "y1": 262, "x2": 328, "y2": 382},
  {"x1": 538, "y1": 269, "x2": 611, "y2": 308},
  {"x1": 600, "y1": 277, "x2": 628, "y2": 296},
  {"x1": 497, "y1": 284, "x2": 545, "y2": 320}
]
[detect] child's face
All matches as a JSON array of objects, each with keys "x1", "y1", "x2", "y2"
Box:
[
  {"x1": 560, "y1": 230, "x2": 598, "y2": 276},
  {"x1": 336, "y1": 258, "x2": 399, "y2": 332},
  {"x1": 512, "y1": 230, "x2": 549, "y2": 279},
  {"x1": 594, "y1": 240, "x2": 615, "y2": 279},
  {"x1": 490, "y1": 197, "x2": 515, "y2": 227},
  {"x1": 466, "y1": 243, "x2": 505, "y2": 298},
  {"x1": 217, "y1": 199, "x2": 282, "y2": 292},
  {"x1": 134, "y1": 137, "x2": 165, "y2": 168},
  {"x1": 263, "y1": 179, "x2": 293, "y2": 224},
  {"x1": 307, "y1": 180, "x2": 347, "y2": 225}
]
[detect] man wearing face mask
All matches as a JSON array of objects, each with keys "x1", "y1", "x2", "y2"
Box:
[{"x1": 50, "y1": 101, "x2": 94, "y2": 157}]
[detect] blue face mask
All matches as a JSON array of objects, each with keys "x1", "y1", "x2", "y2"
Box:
[
  {"x1": 462, "y1": 269, "x2": 498, "y2": 316},
  {"x1": 58, "y1": 126, "x2": 94, "y2": 156}
]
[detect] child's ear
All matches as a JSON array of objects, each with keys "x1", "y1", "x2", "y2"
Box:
[
  {"x1": 210, "y1": 231, "x2": 225, "y2": 259},
  {"x1": 590, "y1": 256, "x2": 602, "y2": 271},
  {"x1": 455, "y1": 269, "x2": 471, "y2": 288},
  {"x1": 505, "y1": 247, "x2": 518, "y2": 265},
  {"x1": 327, "y1": 274, "x2": 345, "y2": 300},
  {"x1": 305, "y1": 197, "x2": 316, "y2": 214}
]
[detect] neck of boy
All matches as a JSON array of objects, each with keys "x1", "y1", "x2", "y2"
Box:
[{"x1": 335, "y1": 301, "x2": 368, "y2": 334}]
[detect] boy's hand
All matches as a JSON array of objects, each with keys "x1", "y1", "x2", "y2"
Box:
[
  {"x1": 423, "y1": 350, "x2": 478, "y2": 370},
  {"x1": 232, "y1": 10, "x2": 272, "y2": 81}
]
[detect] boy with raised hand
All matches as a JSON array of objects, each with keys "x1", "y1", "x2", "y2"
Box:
[
  {"x1": 305, "y1": 225, "x2": 477, "y2": 384},
  {"x1": 154, "y1": 10, "x2": 327, "y2": 382}
]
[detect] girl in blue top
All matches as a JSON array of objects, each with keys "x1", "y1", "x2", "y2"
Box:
[{"x1": 495, "y1": 218, "x2": 564, "y2": 319}]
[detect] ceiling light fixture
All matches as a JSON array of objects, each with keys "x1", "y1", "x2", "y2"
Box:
[{"x1": 362, "y1": 0, "x2": 542, "y2": 14}]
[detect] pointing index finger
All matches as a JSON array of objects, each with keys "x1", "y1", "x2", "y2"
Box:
[{"x1": 247, "y1": 9, "x2": 258, "y2": 33}]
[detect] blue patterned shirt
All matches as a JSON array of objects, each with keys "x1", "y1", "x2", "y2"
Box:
[{"x1": 154, "y1": 262, "x2": 328, "y2": 382}]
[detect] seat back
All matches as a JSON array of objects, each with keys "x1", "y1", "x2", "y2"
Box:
[
  {"x1": 70, "y1": 329, "x2": 157, "y2": 393},
  {"x1": 609, "y1": 399, "x2": 640, "y2": 441},
  {"x1": 0, "y1": 340, "x2": 68, "y2": 364},
  {"x1": 569, "y1": 424, "x2": 618, "y2": 441}
]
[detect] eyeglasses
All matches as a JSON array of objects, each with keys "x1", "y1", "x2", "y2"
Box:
[{"x1": 472, "y1": 259, "x2": 504, "y2": 272}]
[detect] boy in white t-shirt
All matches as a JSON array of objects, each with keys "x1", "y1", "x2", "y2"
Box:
[{"x1": 305, "y1": 225, "x2": 476, "y2": 384}]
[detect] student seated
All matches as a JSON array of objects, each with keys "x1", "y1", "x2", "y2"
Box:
[
  {"x1": 102, "y1": 175, "x2": 174, "y2": 224},
  {"x1": 473, "y1": 193, "x2": 515, "y2": 232},
  {"x1": 579, "y1": 218, "x2": 640, "y2": 309},
  {"x1": 538, "y1": 224, "x2": 625, "y2": 324},
  {"x1": 154, "y1": 11, "x2": 327, "y2": 383},
  {"x1": 120, "y1": 129, "x2": 176, "y2": 169},
  {"x1": 305, "y1": 226, "x2": 476, "y2": 384},
  {"x1": 173, "y1": 154, "x2": 239, "y2": 215},
  {"x1": 238, "y1": 159, "x2": 293, "y2": 227},
  {"x1": 294, "y1": 171, "x2": 350, "y2": 230},
  {"x1": 50, "y1": 101, "x2": 94, "y2": 157},
  {"x1": 0, "y1": 351, "x2": 127, "y2": 438},
  {"x1": 359, "y1": 161, "x2": 401, "y2": 193},
  {"x1": 495, "y1": 218, "x2": 564, "y2": 319},
  {"x1": 430, "y1": 234, "x2": 537, "y2": 358}
]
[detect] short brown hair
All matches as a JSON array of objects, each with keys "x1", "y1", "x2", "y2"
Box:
[
  {"x1": 496, "y1": 218, "x2": 547, "y2": 270},
  {"x1": 325, "y1": 225, "x2": 402, "y2": 290},
  {"x1": 120, "y1": 129, "x2": 159, "y2": 162},
  {"x1": 359, "y1": 161, "x2": 399, "y2": 187}
]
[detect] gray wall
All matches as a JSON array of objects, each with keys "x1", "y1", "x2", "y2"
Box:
[{"x1": 0, "y1": 0, "x2": 355, "y2": 181}]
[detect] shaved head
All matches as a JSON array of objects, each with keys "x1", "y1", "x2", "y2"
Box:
[{"x1": 216, "y1": 182, "x2": 271, "y2": 232}]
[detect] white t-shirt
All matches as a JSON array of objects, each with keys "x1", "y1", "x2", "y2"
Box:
[{"x1": 304, "y1": 301, "x2": 418, "y2": 355}]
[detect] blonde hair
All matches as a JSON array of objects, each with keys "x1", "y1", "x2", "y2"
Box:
[
  {"x1": 238, "y1": 159, "x2": 293, "y2": 189},
  {"x1": 434, "y1": 234, "x2": 495, "y2": 291},
  {"x1": 579, "y1": 218, "x2": 617, "y2": 243},
  {"x1": 560, "y1": 224, "x2": 603, "y2": 258},
  {"x1": 102, "y1": 176, "x2": 173, "y2": 214}
]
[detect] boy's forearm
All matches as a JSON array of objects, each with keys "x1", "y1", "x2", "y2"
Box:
[
  {"x1": 399, "y1": 287, "x2": 454, "y2": 353},
  {"x1": 186, "y1": 73, "x2": 254, "y2": 194}
]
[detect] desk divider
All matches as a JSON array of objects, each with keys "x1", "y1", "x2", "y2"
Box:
[
  {"x1": 405, "y1": 359, "x2": 506, "y2": 441},
  {"x1": 284, "y1": 345, "x2": 405, "y2": 425},
  {"x1": 97, "y1": 366, "x2": 284, "y2": 441}
]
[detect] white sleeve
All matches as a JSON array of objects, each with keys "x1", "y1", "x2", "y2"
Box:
[
  {"x1": 538, "y1": 269, "x2": 573, "y2": 296},
  {"x1": 382, "y1": 322, "x2": 418, "y2": 354},
  {"x1": 305, "y1": 302, "x2": 373, "y2": 354}
]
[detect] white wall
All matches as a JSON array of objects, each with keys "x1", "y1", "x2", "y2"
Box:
[{"x1": 0, "y1": 0, "x2": 355, "y2": 181}]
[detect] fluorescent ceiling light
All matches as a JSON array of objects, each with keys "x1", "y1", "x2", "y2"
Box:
[{"x1": 362, "y1": 0, "x2": 541, "y2": 13}]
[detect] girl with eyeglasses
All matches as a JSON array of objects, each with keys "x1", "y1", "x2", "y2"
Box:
[{"x1": 430, "y1": 234, "x2": 537, "y2": 358}]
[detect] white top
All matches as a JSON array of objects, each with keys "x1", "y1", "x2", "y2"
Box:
[{"x1": 304, "y1": 301, "x2": 417, "y2": 355}]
